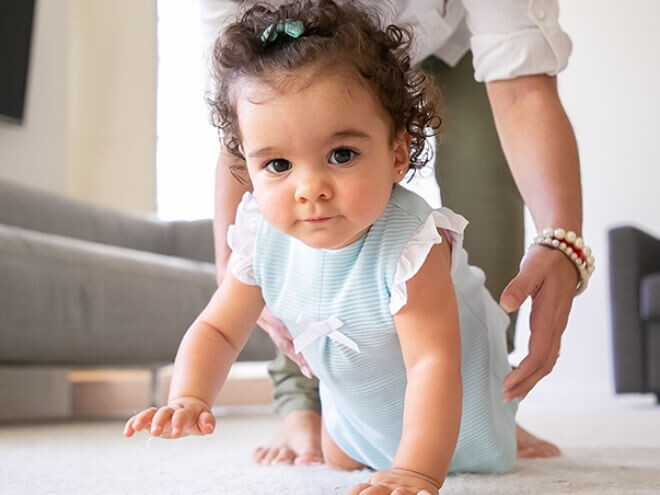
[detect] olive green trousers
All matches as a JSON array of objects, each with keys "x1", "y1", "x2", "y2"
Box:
[{"x1": 268, "y1": 54, "x2": 524, "y2": 416}]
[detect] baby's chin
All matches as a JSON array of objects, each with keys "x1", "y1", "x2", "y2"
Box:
[{"x1": 293, "y1": 231, "x2": 368, "y2": 251}]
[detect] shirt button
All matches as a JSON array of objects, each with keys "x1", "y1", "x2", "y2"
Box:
[{"x1": 536, "y1": 8, "x2": 547, "y2": 20}]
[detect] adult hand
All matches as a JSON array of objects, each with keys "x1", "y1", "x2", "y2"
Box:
[
  {"x1": 258, "y1": 306, "x2": 314, "y2": 379},
  {"x1": 348, "y1": 468, "x2": 440, "y2": 495},
  {"x1": 499, "y1": 246, "x2": 578, "y2": 402}
]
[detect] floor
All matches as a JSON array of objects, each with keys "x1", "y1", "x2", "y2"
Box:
[{"x1": 1, "y1": 386, "x2": 659, "y2": 494}]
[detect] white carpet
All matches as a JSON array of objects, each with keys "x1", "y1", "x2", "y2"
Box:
[{"x1": 2, "y1": 393, "x2": 659, "y2": 494}]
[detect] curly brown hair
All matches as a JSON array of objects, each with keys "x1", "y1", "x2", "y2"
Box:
[{"x1": 208, "y1": 0, "x2": 442, "y2": 179}]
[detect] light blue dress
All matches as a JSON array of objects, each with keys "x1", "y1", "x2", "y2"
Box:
[{"x1": 229, "y1": 185, "x2": 517, "y2": 473}]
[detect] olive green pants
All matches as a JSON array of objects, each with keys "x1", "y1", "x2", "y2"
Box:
[{"x1": 268, "y1": 54, "x2": 524, "y2": 416}]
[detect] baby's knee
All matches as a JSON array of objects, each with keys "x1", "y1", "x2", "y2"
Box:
[{"x1": 321, "y1": 425, "x2": 364, "y2": 471}]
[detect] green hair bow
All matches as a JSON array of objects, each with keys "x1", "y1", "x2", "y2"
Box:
[{"x1": 260, "y1": 19, "x2": 305, "y2": 43}]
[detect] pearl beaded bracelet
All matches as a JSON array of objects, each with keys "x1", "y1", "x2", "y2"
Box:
[{"x1": 531, "y1": 228, "x2": 595, "y2": 295}]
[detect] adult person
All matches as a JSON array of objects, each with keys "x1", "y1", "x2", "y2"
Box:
[{"x1": 200, "y1": 0, "x2": 583, "y2": 464}]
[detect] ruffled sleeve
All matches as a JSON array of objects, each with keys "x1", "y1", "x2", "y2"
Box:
[
  {"x1": 390, "y1": 207, "x2": 469, "y2": 314},
  {"x1": 226, "y1": 192, "x2": 261, "y2": 286}
]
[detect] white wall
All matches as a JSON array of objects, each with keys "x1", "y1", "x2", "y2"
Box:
[
  {"x1": 513, "y1": 1, "x2": 660, "y2": 400},
  {"x1": 0, "y1": 0, "x2": 157, "y2": 213}
]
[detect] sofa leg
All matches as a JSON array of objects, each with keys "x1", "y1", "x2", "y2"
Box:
[{"x1": 150, "y1": 366, "x2": 160, "y2": 407}]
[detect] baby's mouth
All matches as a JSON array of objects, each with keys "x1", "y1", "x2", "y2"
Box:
[{"x1": 304, "y1": 216, "x2": 334, "y2": 223}]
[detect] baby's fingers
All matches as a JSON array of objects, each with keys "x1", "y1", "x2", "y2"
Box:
[
  {"x1": 150, "y1": 407, "x2": 175, "y2": 437},
  {"x1": 347, "y1": 483, "x2": 372, "y2": 495},
  {"x1": 169, "y1": 407, "x2": 195, "y2": 438},
  {"x1": 168, "y1": 408, "x2": 214, "y2": 437},
  {"x1": 197, "y1": 410, "x2": 216, "y2": 435},
  {"x1": 124, "y1": 407, "x2": 158, "y2": 437}
]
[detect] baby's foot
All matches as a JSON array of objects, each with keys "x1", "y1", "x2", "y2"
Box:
[
  {"x1": 516, "y1": 424, "x2": 561, "y2": 458},
  {"x1": 253, "y1": 410, "x2": 323, "y2": 466}
]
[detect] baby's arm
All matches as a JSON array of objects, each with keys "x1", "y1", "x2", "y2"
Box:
[
  {"x1": 354, "y1": 239, "x2": 461, "y2": 493},
  {"x1": 123, "y1": 272, "x2": 265, "y2": 439}
]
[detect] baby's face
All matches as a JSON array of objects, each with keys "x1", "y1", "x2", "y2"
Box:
[{"x1": 236, "y1": 70, "x2": 409, "y2": 250}]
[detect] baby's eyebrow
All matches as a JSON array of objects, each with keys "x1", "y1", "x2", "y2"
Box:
[
  {"x1": 247, "y1": 129, "x2": 372, "y2": 158},
  {"x1": 248, "y1": 146, "x2": 281, "y2": 159},
  {"x1": 331, "y1": 129, "x2": 372, "y2": 141}
]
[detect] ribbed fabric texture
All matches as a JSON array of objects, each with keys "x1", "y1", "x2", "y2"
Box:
[{"x1": 253, "y1": 185, "x2": 516, "y2": 473}]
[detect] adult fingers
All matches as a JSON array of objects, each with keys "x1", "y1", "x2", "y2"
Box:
[
  {"x1": 499, "y1": 266, "x2": 539, "y2": 314},
  {"x1": 276, "y1": 339, "x2": 312, "y2": 376},
  {"x1": 505, "y1": 317, "x2": 563, "y2": 400},
  {"x1": 258, "y1": 310, "x2": 294, "y2": 353},
  {"x1": 258, "y1": 309, "x2": 313, "y2": 377},
  {"x1": 503, "y1": 270, "x2": 572, "y2": 400}
]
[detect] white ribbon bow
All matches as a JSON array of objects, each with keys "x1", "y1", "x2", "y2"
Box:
[{"x1": 293, "y1": 315, "x2": 360, "y2": 354}]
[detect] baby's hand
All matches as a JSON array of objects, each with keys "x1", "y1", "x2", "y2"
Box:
[
  {"x1": 348, "y1": 468, "x2": 441, "y2": 495},
  {"x1": 123, "y1": 397, "x2": 215, "y2": 439}
]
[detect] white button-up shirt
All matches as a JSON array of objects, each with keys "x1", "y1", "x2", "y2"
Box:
[{"x1": 199, "y1": 0, "x2": 571, "y2": 82}]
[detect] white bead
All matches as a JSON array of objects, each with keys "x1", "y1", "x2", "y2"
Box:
[{"x1": 526, "y1": 230, "x2": 594, "y2": 295}]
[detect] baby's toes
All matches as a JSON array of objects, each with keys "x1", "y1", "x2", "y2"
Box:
[
  {"x1": 272, "y1": 447, "x2": 297, "y2": 465},
  {"x1": 262, "y1": 446, "x2": 295, "y2": 465},
  {"x1": 252, "y1": 446, "x2": 266, "y2": 464}
]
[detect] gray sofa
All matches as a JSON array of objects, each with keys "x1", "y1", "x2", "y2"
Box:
[
  {"x1": 608, "y1": 225, "x2": 660, "y2": 402},
  {"x1": 0, "y1": 180, "x2": 274, "y2": 419}
]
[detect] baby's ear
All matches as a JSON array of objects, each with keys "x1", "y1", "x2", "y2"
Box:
[{"x1": 392, "y1": 130, "x2": 412, "y2": 181}]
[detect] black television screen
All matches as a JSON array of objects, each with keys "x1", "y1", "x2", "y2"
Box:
[{"x1": 0, "y1": 0, "x2": 36, "y2": 124}]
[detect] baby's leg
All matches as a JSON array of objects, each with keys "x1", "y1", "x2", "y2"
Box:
[{"x1": 321, "y1": 422, "x2": 366, "y2": 471}]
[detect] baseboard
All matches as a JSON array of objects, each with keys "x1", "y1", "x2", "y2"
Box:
[
  {"x1": 69, "y1": 369, "x2": 153, "y2": 419},
  {"x1": 69, "y1": 362, "x2": 273, "y2": 419},
  {"x1": 0, "y1": 366, "x2": 71, "y2": 421},
  {"x1": 154, "y1": 362, "x2": 273, "y2": 408}
]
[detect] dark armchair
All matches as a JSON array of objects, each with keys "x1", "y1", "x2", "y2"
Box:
[{"x1": 608, "y1": 225, "x2": 660, "y2": 401}]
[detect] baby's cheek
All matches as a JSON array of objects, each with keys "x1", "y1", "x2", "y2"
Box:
[{"x1": 254, "y1": 190, "x2": 287, "y2": 226}]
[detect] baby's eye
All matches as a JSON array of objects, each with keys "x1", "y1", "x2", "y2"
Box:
[
  {"x1": 329, "y1": 148, "x2": 357, "y2": 165},
  {"x1": 264, "y1": 159, "x2": 292, "y2": 174}
]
